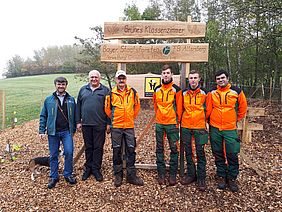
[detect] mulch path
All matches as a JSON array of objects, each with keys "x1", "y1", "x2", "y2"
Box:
[{"x1": 0, "y1": 100, "x2": 281, "y2": 211}]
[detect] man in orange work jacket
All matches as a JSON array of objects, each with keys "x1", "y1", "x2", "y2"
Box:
[
  {"x1": 153, "y1": 64, "x2": 182, "y2": 186},
  {"x1": 206, "y1": 69, "x2": 247, "y2": 192},
  {"x1": 104, "y1": 70, "x2": 144, "y2": 187},
  {"x1": 180, "y1": 70, "x2": 208, "y2": 191}
]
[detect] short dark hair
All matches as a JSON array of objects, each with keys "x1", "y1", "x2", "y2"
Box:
[
  {"x1": 162, "y1": 64, "x2": 172, "y2": 72},
  {"x1": 54, "y1": 76, "x2": 68, "y2": 85},
  {"x1": 215, "y1": 69, "x2": 229, "y2": 80},
  {"x1": 189, "y1": 70, "x2": 201, "y2": 78}
]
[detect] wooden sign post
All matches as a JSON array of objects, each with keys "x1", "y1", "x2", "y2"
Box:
[{"x1": 0, "y1": 90, "x2": 5, "y2": 130}]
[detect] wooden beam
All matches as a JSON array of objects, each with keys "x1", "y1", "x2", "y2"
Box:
[
  {"x1": 238, "y1": 122, "x2": 263, "y2": 131},
  {"x1": 240, "y1": 149, "x2": 264, "y2": 177},
  {"x1": 74, "y1": 145, "x2": 85, "y2": 165},
  {"x1": 101, "y1": 43, "x2": 209, "y2": 63},
  {"x1": 104, "y1": 21, "x2": 206, "y2": 39},
  {"x1": 135, "y1": 163, "x2": 169, "y2": 170},
  {"x1": 247, "y1": 107, "x2": 265, "y2": 117}
]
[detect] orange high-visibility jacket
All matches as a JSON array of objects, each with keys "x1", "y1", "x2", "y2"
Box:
[
  {"x1": 206, "y1": 83, "x2": 247, "y2": 130},
  {"x1": 105, "y1": 85, "x2": 140, "y2": 129},
  {"x1": 181, "y1": 86, "x2": 208, "y2": 129},
  {"x1": 153, "y1": 81, "x2": 182, "y2": 125}
]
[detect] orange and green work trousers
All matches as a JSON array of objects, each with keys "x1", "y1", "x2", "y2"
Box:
[
  {"x1": 155, "y1": 124, "x2": 179, "y2": 177},
  {"x1": 210, "y1": 126, "x2": 241, "y2": 180},
  {"x1": 181, "y1": 128, "x2": 208, "y2": 180}
]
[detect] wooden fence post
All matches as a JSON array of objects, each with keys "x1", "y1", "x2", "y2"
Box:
[{"x1": 0, "y1": 90, "x2": 6, "y2": 130}]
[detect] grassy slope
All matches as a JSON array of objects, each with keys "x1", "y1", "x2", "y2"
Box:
[{"x1": 0, "y1": 74, "x2": 87, "y2": 128}]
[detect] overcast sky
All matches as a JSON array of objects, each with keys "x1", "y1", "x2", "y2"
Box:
[{"x1": 0, "y1": 0, "x2": 149, "y2": 77}]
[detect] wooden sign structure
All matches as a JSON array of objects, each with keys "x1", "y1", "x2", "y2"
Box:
[
  {"x1": 101, "y1": 43, "x2": 208, "y2": 63},
  {"x1": 104, "y1": 21, "x2": 206, "y2": 39},
  {"x1": 101, "y1": 21, "x2": 208, "y2": 63},
  {"x1": 239, "y1": 107, "x2": 265, "y2": 177},
  {"x1": 100, "y1": 20, "x2": 208, "y2": 177},
  {"x1": 239, "y1": 107, "x2": 265, "y2": 143}
]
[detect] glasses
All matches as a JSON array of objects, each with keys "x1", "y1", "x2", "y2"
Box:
[
  {"x1": 216, "y1": 76, "x2": 226, "y2": 80},
  {"x1": 118, "y1": 78, "x2": 126, "y2": 81}
]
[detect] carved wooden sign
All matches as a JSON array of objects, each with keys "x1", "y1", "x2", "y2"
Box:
[
  {"x1": 104, "y1": 21, "x2": 206, "y2": 39},
  {"x1": 100, "y1": 43, "x2": 208, "y2": 63}
]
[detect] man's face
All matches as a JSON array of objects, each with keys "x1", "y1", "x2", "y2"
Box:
[
  {"x1": 116, "y1": 75, "x2": 127, "y2": 89},
  {"x1": 89, "y1": 72, "x2": 100, "y2": 87},
  {"x1": 216, "y1": 74, "x2": 229, "y2": 87},
  {"x1": 161, "y1": 68, "x2": 173, "y2": 83},
  {"x1": 55, "y1": 82, "x2": 67, "y2": 95},
  {"x1": 188, "y1": 73, "x2": 200, "y2": 89}
]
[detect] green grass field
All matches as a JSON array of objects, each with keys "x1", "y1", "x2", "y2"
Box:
[{"x1": 0, "y1": 74, "x2": 88, "y2": 129}]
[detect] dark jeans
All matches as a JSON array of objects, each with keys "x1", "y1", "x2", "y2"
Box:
[
  {"x1": 111, "y1": 128, "x2": 136, "y2": 176},
  {"x1": 82, "y1": 126, "x2": 106, "y2": 173},
  {"x1": 48, "y1": 130, "x2": 74, "y2": 179}
]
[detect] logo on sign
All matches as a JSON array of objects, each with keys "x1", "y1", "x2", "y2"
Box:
[
  {"x1": 162, "y1": 46, "x2": 171, "y2": 56},
  {"x1": 144, "y1": 77, "x2": 161, "y2": 97}
]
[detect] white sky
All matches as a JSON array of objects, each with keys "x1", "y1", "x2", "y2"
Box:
[{"x1": 0, "y1": 0, "x2": 149, "y2": 77}]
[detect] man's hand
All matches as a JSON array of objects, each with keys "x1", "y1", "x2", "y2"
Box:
[
  {"x1": 39, "y1": 134, "x2": 46, "y2": 140},
  {"x1": 76, "y1": 123, "x2": 82, "y2": 132},
  {"x1": 106, "y1": 125, "x2": 111, "y2": 134}
]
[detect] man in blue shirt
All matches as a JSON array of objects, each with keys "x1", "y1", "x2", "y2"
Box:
[{"x1": 39, "y1": 76, "x2": 77, "y2": 189}]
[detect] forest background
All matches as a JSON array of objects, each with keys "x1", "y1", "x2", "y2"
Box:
[{"x1": 3, "y1": 0, "x2": 281, "y2": 96}]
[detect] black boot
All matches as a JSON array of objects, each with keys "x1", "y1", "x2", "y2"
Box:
[
  {"x1": 157, "y1": 173, "x2": 166, "y2": 185},
  {"x1": 180, "y1": 175, "x2": 196, "y2": 185},
  {"x1": 114, "y1": 165, "x2": 123, "y2": 187},
  {"x1": 169, "y1": 175, "x2": 177, "y2": 186},
  {"x1": 126, "y1": 166, "x2": 144, "y2": 186},
  {"x1": 197, "y1": 179, "x2": 206, "y2": 191},
  {"x1": 228, "y1": 179, "x2": 239, "y2": 192},
  {"x1": 48, "y1": 178, "x2": 59, "y2": 189},
  {"x1": 217, "y1": 176, "x2": 227, "y2": 190},
  {"x1": 114, "y1": 173, "x2": 123, "y2": 187}
]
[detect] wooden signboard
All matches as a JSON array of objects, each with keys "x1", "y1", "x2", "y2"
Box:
[
  {"x1": 100, "y1": 43, "x2": 208, "y2": 63},
  {"x1": 104, "y1": 21, "x2": 206, "y2": 39}
]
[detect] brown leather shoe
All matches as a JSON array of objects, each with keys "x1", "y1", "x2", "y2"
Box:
[
  {"x1": 180, "y1": 175, "x2": 196, "y2": 185},
  {"x1": 169, "y1": 175, "x2": 177, "y2": 186},
  {"x1": 157, "y1": 175, "x2": 166, "y2": 185},
  {"x1": 198, "y1": 179, "x2": 206, "y2": 191}
]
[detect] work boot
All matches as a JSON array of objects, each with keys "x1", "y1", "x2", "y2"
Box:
[
  {"x1": 180, "y1": 175, "x2": 196, "y2": 185},
  {"x1": 126, "y1": 166, "x2": 144, "y2": 186},
  {"x1": 217, "y1": 176, "x2": 227, "y2": 190},
  {"x1": 157, "y1": 174, "x2": 166, "y2": 185},
  {"x1": 197, "y1": 179, "x2": 206, "y2": 191},
  {"x1": 47, "y1": 178, "x2": 59, "y2": 189},
  {"x1": 127, "y1": 175, "x2": 144, "y2": 186},
  {"x1": 114, "y1": 174, "x2": 123, "y2": 187},
  {"x1": 93, "y1": 170, "x2": 103, "y2": 182},
  {"x1": 228, "y1": 179, "x2": 239, "y2": 192},
  {"x1": 168, "y1": 175, "x2": 177, "y2": 186},
  {"x1": 81, "y1": 170, "x2": 91, "y2": 181},
  {"x1": 64, "y1": 175, "x2": 77, "y2": 185}
]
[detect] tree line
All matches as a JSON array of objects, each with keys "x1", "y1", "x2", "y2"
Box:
[{"x1": 4, "y1": 0, "x2": 281, "y2": 90}]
